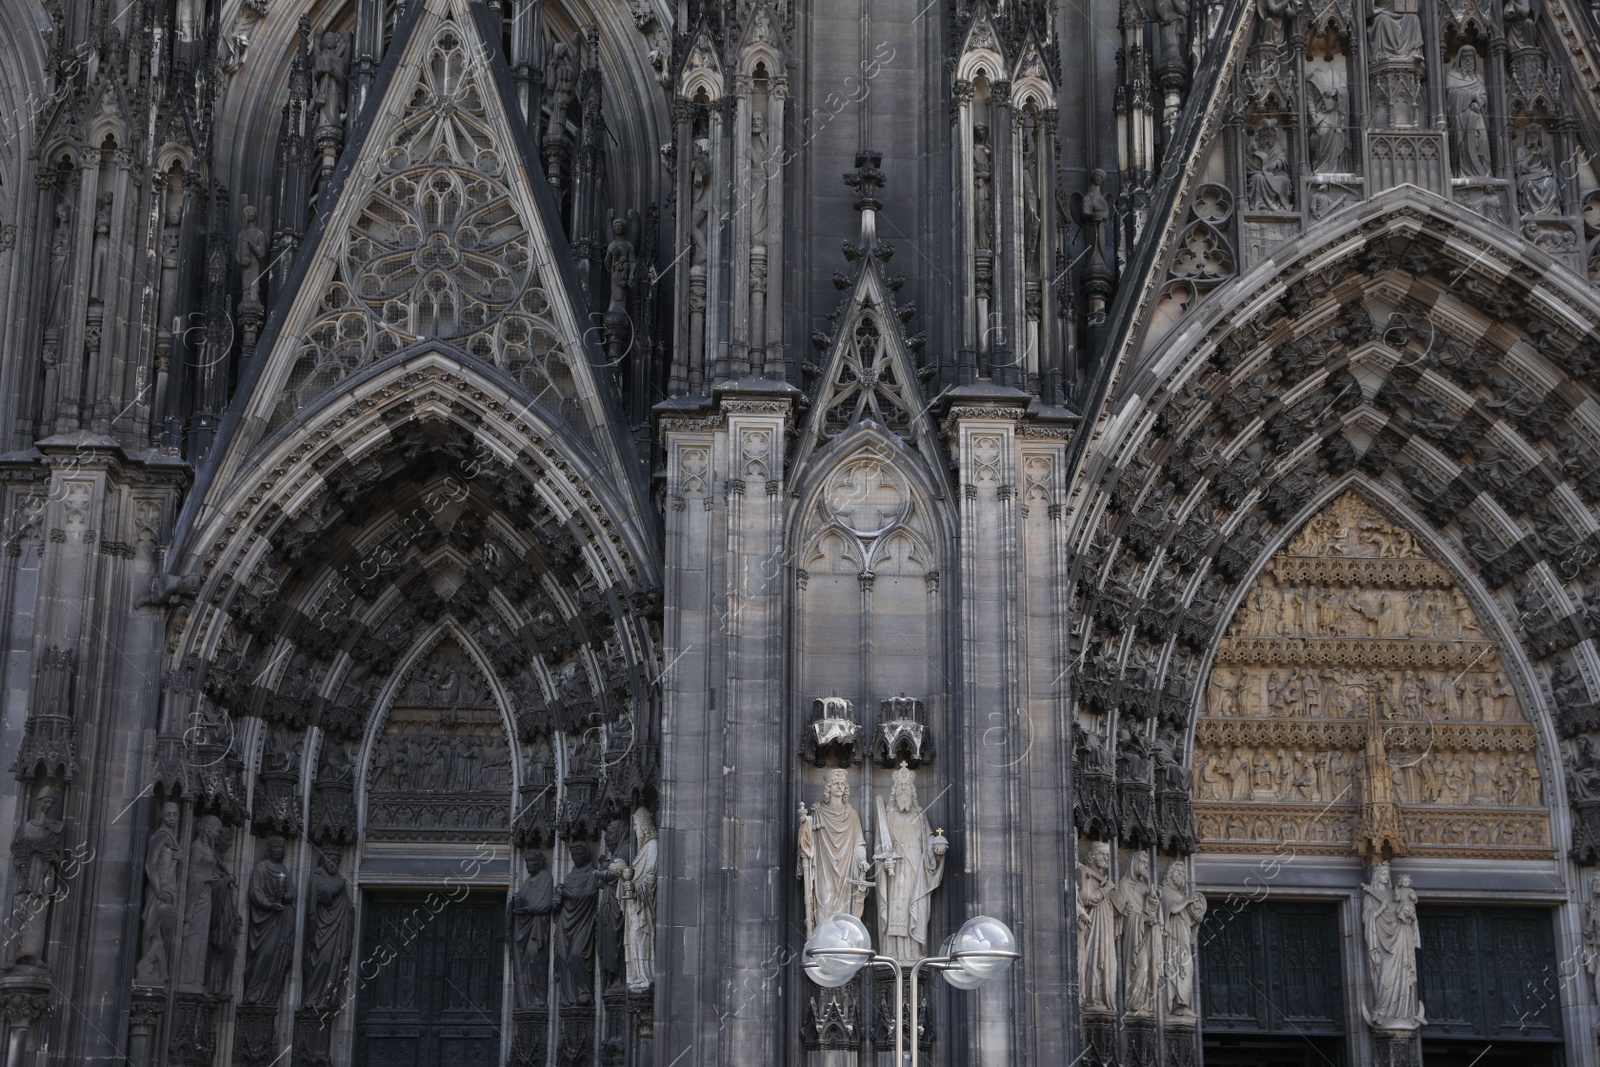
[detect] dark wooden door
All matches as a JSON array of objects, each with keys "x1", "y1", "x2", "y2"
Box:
[{"x1": 354, "y1": 893, "x2": 504, "y2": 1067}]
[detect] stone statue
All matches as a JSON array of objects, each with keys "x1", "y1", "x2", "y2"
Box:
[
  {"x1": 134, "y1": 802, "x2": 182, "y2": 985},
  {"x1": 241, "y1": 835, "x2": 296, "y2": 1004},
  {"x1": 1020, "y1": 117, "x2": 1044, "y2": 273},
  {"x1": 797, "y1": 768, "x2": 869, "y2": 937},
  {"x1": 511, "y1": 850, "x2": 556, "y2": 1009},
  {"x1": 597, "y1": 818, "x2": 628, "y2": 994},
  {"x1": 237, "y1": 202, "x2": 268, "y2": 309},
  {"x1": 1247, "y1": 118, "x2": 1293, "y2": 210},
  {"x1": 872, "y1": 764, "x2": 948, "y2": 964},
  {"x1": 1120, "y1": 851, "x2": 1163, "y2": 1017},
  {"x1": 1361, "y1": 862, "x2": 1424, "y2": 1029},
  {"x1": 972, "y1": 124, "x2": 993, "y2": 249},
  {"x1": 555, "y1": 840, "x2": 601, "y2": 1006},
  {"x1": 1307, "y1": 63, "x2": 1348, "y2": 173},
  {"x1": 88, "y1": 192, "x2": 115, "y2": 304},
  {"x1": 9, "y1": 788, "x2": 65, "y2": 968},
  {"x1": 1446, "y1": 48, "x2": 1492, "y2": 178},
  {"x1": 1368, "y1": 0, "x2": 1422, "y2": 63},
  {"x1": 748, "y1": 111, "x2": 771, "y2": 241},
  {"x1": 205, "y1": 833, "x2": 239, "y2": 996},
  {"x1": 1083, "y1": 168, "x2": 1111, "y2": 274},
  {"x1": 1155, "y1": 0, "x2": 1188, "y2": 68},
  {"x1": 176, "y1": 815, "x2": 225, "y2": 990},
  {"x1": 690, "y1": 136, "x2": 713, "y2": 266},
  {"x1": 603, "y1": 209, "x2": 638, "y2": 315},
  {"x1": 302, "y1": 849, "x2": 354, "y2": 1013},
  {"x1": 1161, "y1": 861, "x2": 1206, "y2": 1020},
  {"x1": 45, "y1": 202, "x2": 72, "y2": 329},
  {"x1": 1505, "y1": 0, "x2": 1537, "y2": 50},
  {"x1": 1569, "y1": 737, "x2": 1600, "y2": 801},
  {"x1": 543, "y1": 42, "x2": 575, "y2": 142},
  {"x1": 1516, "y1": 123, "x2": 1561, "y2": 215},
  {"x1": 1076, "y1": 841, "x2": 1122, "y2": 1013},
  {"x1": 1255, "y1": 0, "x2": 1296, "y2": 46},
  {"x1": 618, "y1": 807, "x2": 657, "y2": 992},
  {"x1": 1584, "y1": 874, "x2": 1600, "y2": 999},
  {"x1": 312, "y1": 31, "x2": 351, "y2": 132}
]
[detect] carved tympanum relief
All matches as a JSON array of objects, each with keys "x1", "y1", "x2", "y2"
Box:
[
  {"x1": 1194, "y1": 492, "x2": 1550, "y2": 858},
  {"x1": 365, "y1": 638, "x2": 514, "y2": 838}
]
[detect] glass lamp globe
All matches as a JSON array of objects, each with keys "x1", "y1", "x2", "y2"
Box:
[
  {"x1": 941, "y1": 914, "x2": 1018, "y2": 989},
  {"x1": 803, "y1": 913, "x2": 873, "y2": 988}
]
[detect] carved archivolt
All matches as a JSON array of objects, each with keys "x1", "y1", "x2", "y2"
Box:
[{"x1": 1193, "y1": 492, "x2": 1551, "y2": 859}]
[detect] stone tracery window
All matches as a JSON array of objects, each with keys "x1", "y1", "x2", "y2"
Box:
[{"x1": 269, "y1": 21, "x2": 580, "y2": 434}]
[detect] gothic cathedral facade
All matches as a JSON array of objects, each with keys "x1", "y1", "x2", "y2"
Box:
[{"x1": 0, "y1": 0, "x2": 1597, "y2": 1063}]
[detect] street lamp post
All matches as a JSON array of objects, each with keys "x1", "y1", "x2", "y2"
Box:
[{"x1": 802, "y1": 913, "x2": 1019, "y2": 1067}]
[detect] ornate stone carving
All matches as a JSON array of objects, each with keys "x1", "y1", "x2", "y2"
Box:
[
  {"x1": 1361, "y1": 861, "x2": 1424, "y2": 1031},
  {"x1": 872, "y1": 765, "x2": 946, "y2": 964},
  {"x1": 1160, "y1": 861, "x2": 1205, "y2": 1021},
  {"x1": 1076, "y1": 841, "x2": 1119, "y2": 1013},
  {"x1": 1120, "y1": 852, "x2": 1162, "y2": 1017},
  {"x1": 134, "y1": 802, "x2": 182, "y2": 987},
  {"x1": 511, "y1": 850, "x2": 556, "y2": 1009},
  {"x1": 798, "y1": 768, "x2": 870, "y2": 936},
  {"x1": 1195, "y1": 493, "x2": 1550, "y2": 858},
  {"x1": 1445, "y1": 47, "x2": 1492, "y2": 178},
  {"x1": 872, "y1": 695, "x2": 933, "y2": 767},
  {"x1": 241, "y1": 835, "x2": 295, "y2": 1004},
  {"x1": 301, "y1": 848, "x2": 353, "y2": 1013},
  {"x1": 366, "y1": 642, "x2": 512, "y2": 839},
  {"x1": 555, "y1": 841, "x2": 601, "y2": 1007},
  {"x1": 616, "y1": 808, "x2": 656, "y2": 992},
  {"x1": 7, "y1": 788, "x2": 65, "y2": 969},
  {"x1": 802, "y1": 696, "x2": 861, "y2": 766}
]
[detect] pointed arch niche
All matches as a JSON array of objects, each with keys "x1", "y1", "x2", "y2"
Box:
[
  {"x1": 1192, "y1": 490, "x2": 1552, "y2": 860},
  {"x1": 791, "y1": 433, "x2": 949, "y2": 731}
]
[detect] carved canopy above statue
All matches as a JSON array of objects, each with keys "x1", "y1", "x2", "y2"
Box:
[{"x1": 1194, "y1": 492, "x2": 1551, "y2": 859}]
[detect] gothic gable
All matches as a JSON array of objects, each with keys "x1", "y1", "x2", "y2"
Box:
[{"x1": 211, "y1": 0, "x2": 630, "y2": 475}]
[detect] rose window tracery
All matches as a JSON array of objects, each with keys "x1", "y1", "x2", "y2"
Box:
[{"x1": 270, "y1": 23, "x2": 579, "y2": 435}]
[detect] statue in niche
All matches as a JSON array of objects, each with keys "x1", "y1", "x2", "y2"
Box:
[
  {"x1": 603, "y1": 209, "x2": 638, "y2": 315},
  {"x1": 1121, "y1": 852, "x2": 1162, "y2": 1017},
  {"x1": 1446, "y1": 48, "x2": 1493, "y2": 178},
  {"x1": 797, "y1": 768, "x2": 869, "y2": 937},
  {"x1": 510, "y1": 851, "x2": 556, "y2": 1009},
  {"x1": 1082, "y1": 168, "x2": 1112, "y2": 273},
  {"x1": 134, "y1": 802, "x2": 182, "y2": 985},
  {"x1": 312, "y1": 31, "x2": 351, "y2": 133},
  {"x1": 1504, "y1": 0, "x2": 1537, "y2": 51},
  {"x1": 1569, "y1": 737, "x2": 1600, "y2": 802},
  {"x1": 236, "y1": 201, "x2": 268, "y2": 308},
  {"x1": 1361, "y1": 862, "x2": 1424, "y2": 1029},
  {"x1": 1516, "y1": 123, "x2": 1561, "y2": 215},
  {"x1": 748, "y1": 110, "x2": 771, "y2": 241},
  {"x1": 89, "y1": 191, "x2": 113, "y2": 303},
  {"x1": 555, "y1": 841, "x2": 601, "y2": 1007},
  {"x1": 1307, "y1": 63, "x2": 1348, "y2": 173},
  {"x1": 972, "y1": 124, "x2": 993, "y2": 250},
  {"x1": 596, "y1": 818, "x2": 628, "y2": 994},
  {"x1": 1583, "y1": 875, "x2": 1600, "y2": 999},
  {"x1": 1368, "y1": 0, "x2": 1422, "y2": 63},
  {"x1": 45, "y1": 201, "x2": 71, "y2": 329},
  {"x1": 618, "y1": 807, "x2": 658, "y2": 992},
  {"x1": 1076, "y1": 841, "x2": 1121, "y2": 1013},
  {"x1": 1020, "y1": 117, "x2": 1044, "y2": 274},
  {"x1": 1256, "y1": 0, "x2": 1298, "y2": 41},
  {"x1": 302, "y1": 849, "x2": 354, "y2": 1013},
  {"x1": 690, "y1": 135, "x2": 713, "y2": 268},
  {"x1": 872, "y1": 764, "x2": 948, "y2": 964},
  {"x1": 9, "y1": 788, "x2": 65, "y2": 969},
  {"x1": 1246, "y1": 119, "x2": 1293, "y2": 211},
  {"x1": 1161, "y1": 861, "x2": 1206, "y2": 1020},
  {"x1": 176, "y1": 815, "x2": 226, "y2": 990},
  {"x1": 543, "y1": 43, "x2": 575, "y2": 142},
  {"x1": 1155, "y1": 0, "x2": 1188, "y2": 68},
  {"x1": 241, "y1": 835, "x2": 295, "y2": 1004},
  {"x1": 205, "y1": 834, "x2": 240, "y2": 996}
]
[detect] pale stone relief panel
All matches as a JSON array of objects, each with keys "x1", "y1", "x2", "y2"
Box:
[
  {"x1": 1193, "y1": 491, "x2": 1551, "y2": 858},
  {"x1": 364, "y1": 637, "x2": 514, "y2": 839}
]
